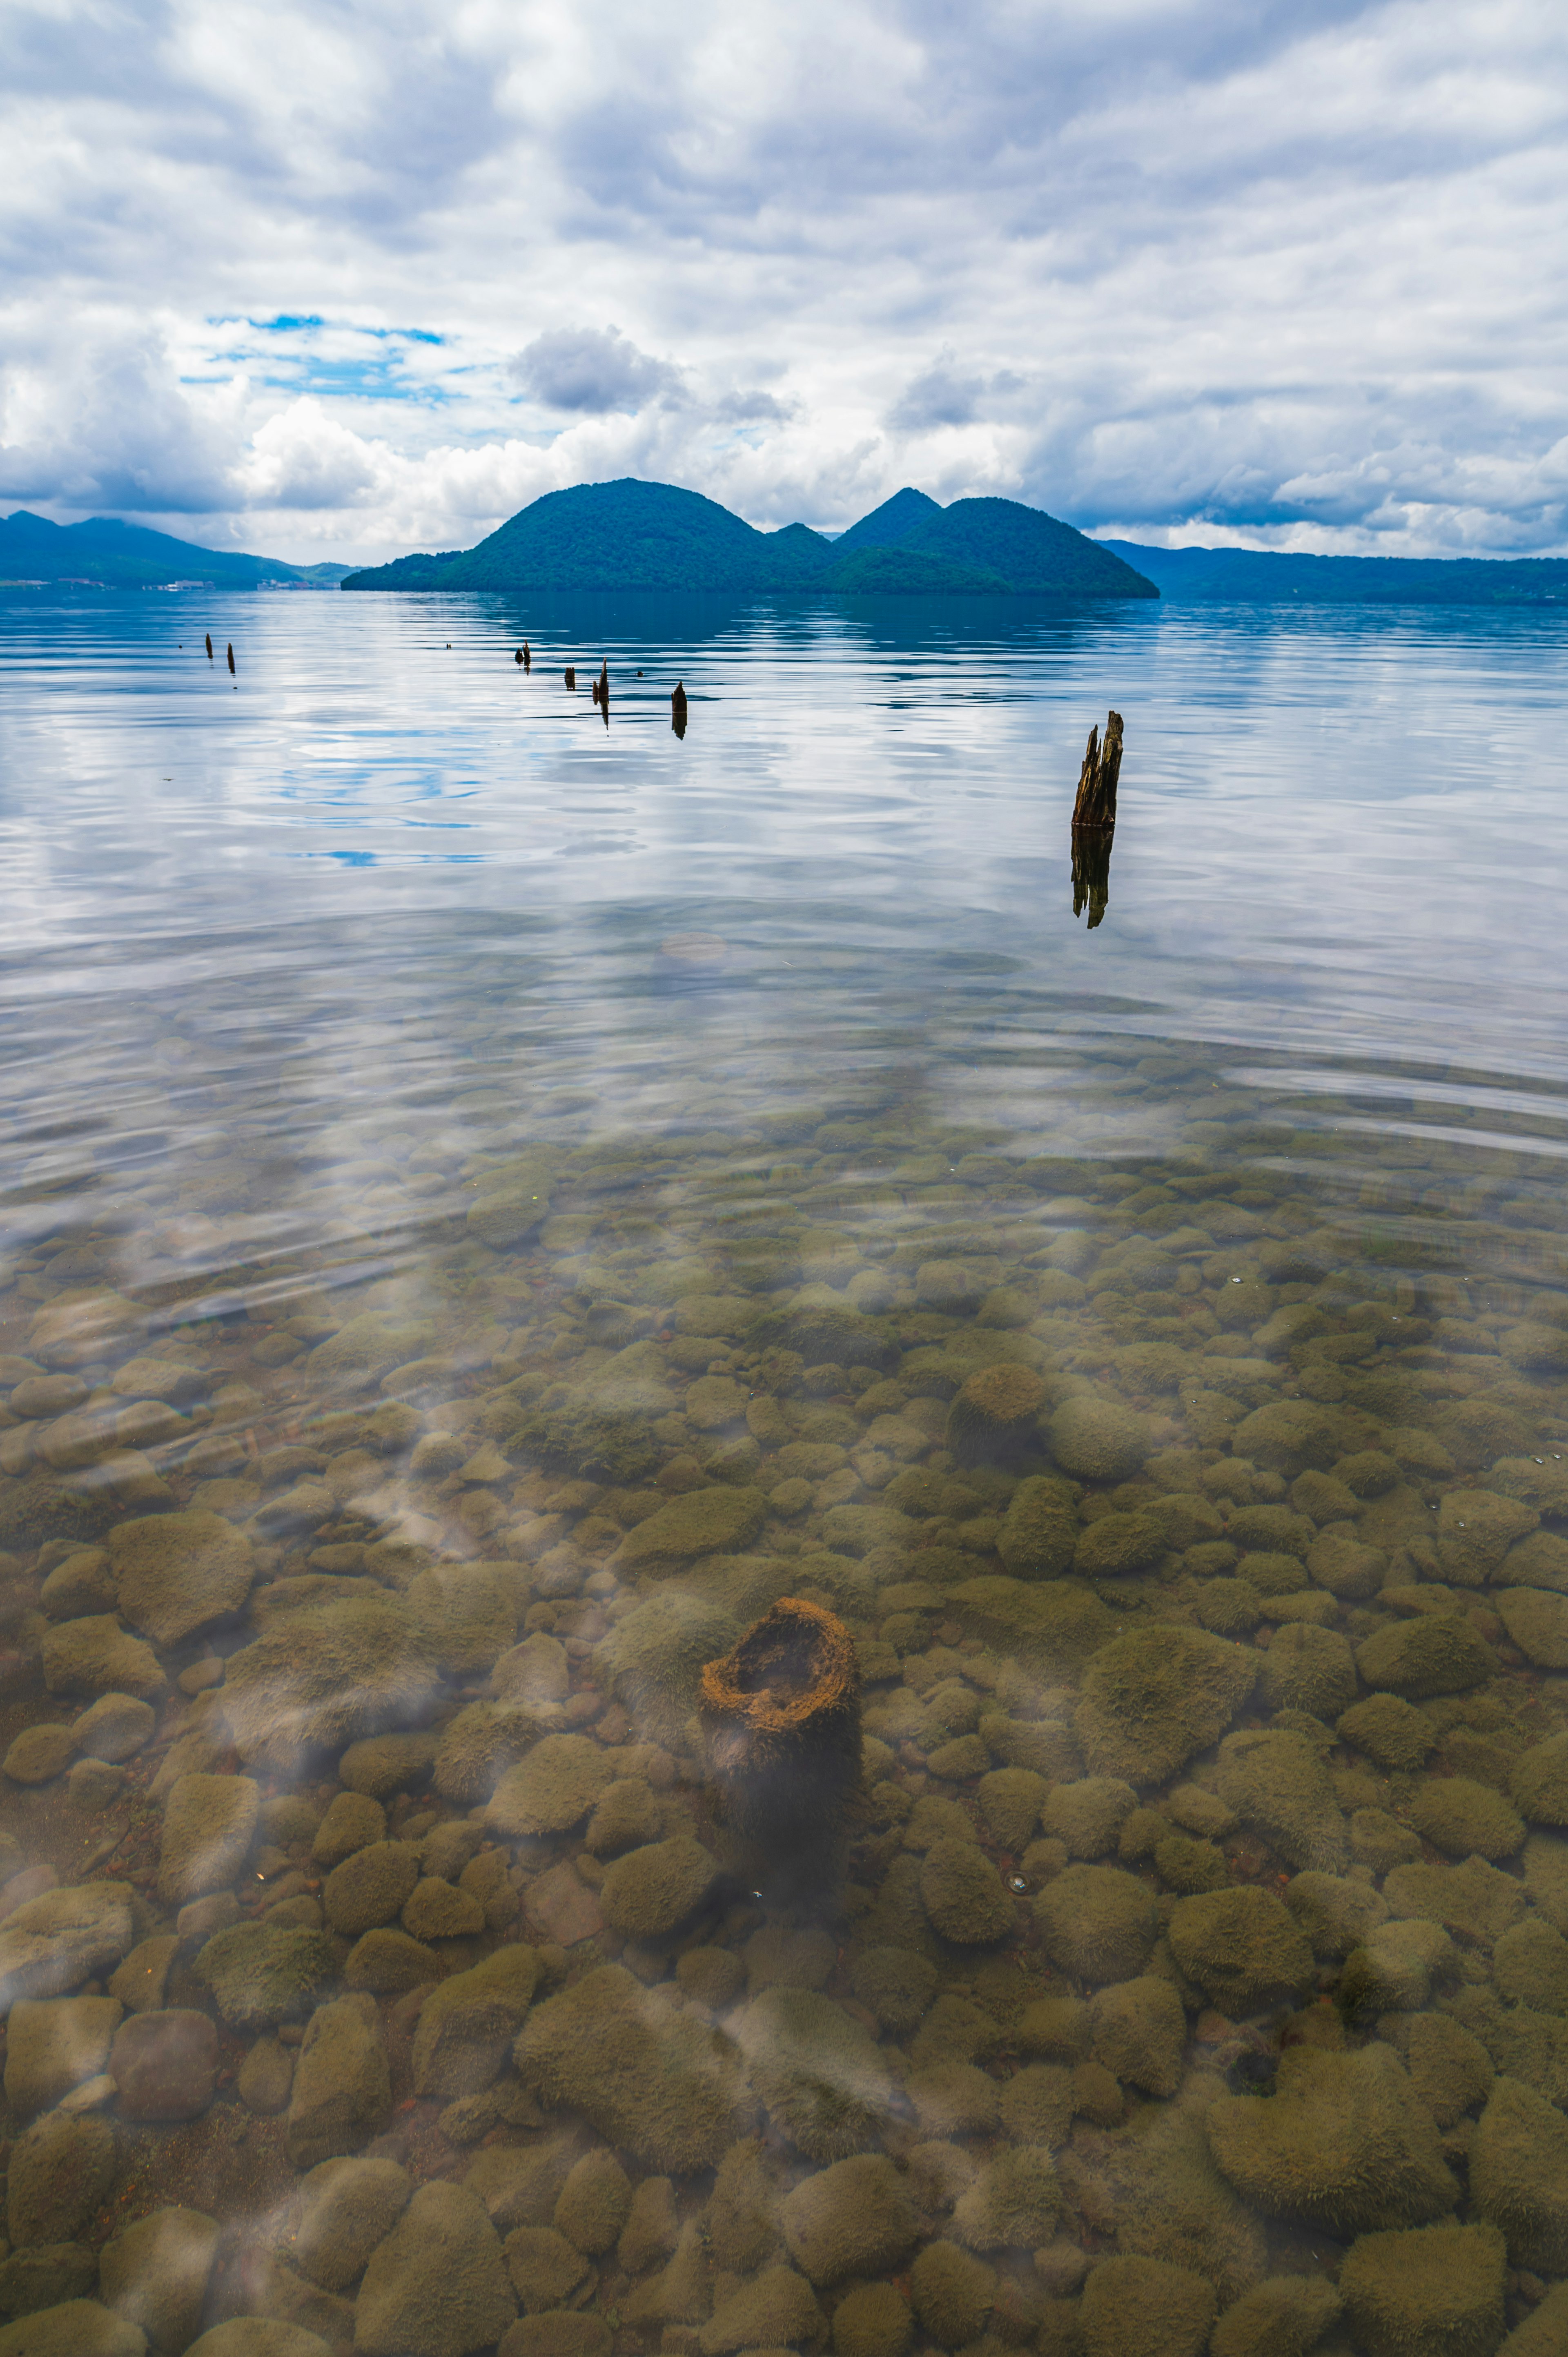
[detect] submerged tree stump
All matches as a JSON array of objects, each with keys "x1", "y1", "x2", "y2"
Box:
[
  {"x1": 564, "y1": 666, "x2": 576, "y2": 691},
  {"x1": 671, "y1": 681, "x2": 688, "y2": 738},
  {"x1": 1072, "y1": 709, "x2": 1123, "y2": 828},
  {"x1": 699, "y1": 1596, "x2": 862, "y2": 1906}
]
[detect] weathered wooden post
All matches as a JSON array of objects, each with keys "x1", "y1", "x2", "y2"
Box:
[
  {"x1": 1071, "y1": 710, "x2": 1121, "y2": 927},
  {"x1": 671, "y1": 681, "x2": 688, "y2": 738}
]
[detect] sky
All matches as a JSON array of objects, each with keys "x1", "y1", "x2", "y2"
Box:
[{"x1": 2, "y1": 0, "x2": 1566, "y2": 565}]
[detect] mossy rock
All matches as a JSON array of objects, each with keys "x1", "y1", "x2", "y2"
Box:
[
  {"x1": 1469, "y1": 2074, "x2": 1568, "y2": 2270},
  {"x1": 1381, "y1": 1855, "x2": 1527, "y2": 1946},
  {"x1": 996, "y1": 1478, "x2": 1080, "y2": 1579},
  {"x1": 1049, "y1": 1398, "x2": 1151, "y2": 1485},
  {"x1": 603, "y1": 1589, "x2": 742, "y2": 1750},
  {"x1": 221, "y1": 1593, "x2": 441, "y2": 1776},
  {"x1": 615, "y1": 1486, "x2": 768, "y2": 1570},
  {"x1": 946, "y1": 1366, "x2": 1047, "y2": 1470},
  {"x1": 1076, "y1": 1627, "x2": 1256, "y2": 1784},
  {"x1": 1338, "y1": 1694, "x2": 1437, "y2": 1772},
  {"x1": 1209, "y1": 2277, "x2": 1343, "y2": 2357},
  {"x1": 516, "y1": 1962, "x2": 748, "y2": 2172},
  {"x1": 195, "y1": 1922, "x2": 337, "y2": 2030},
  {"x1": 918, "y1": 1840, "x2": 1015, "y2": 1945},
  {"x1": 1080, "y1": 2255, "x2": 1216, "y2": 2357},
  {"x1": 1259, "y1": 1624, "x2": 1356, "y2": 1720},
  {"x1": 947, "y1": 1577, "x2": 1116, "y2": 1676},
  {"x1": 737, "y1": 1985, "x2": 893, "y2": 2161},
  {"x1": 1167, "y1": 1887, "x2": 1314, "y2": 2014},
  {"x1": 1339, "y1": 2221, "x2": 1505, "y2": 2357},
  {"x1": 1033, "y1": 1864, "x2": 1158, "y2": 1984},
  {"x1": 1206, "y1": 2045, "x2": 1457, "y2": 2234},
  {"x1": 1074, "y1": 1513, "x2": 1167, "y2": 1581},
  {"x1": 1214, "y1": 1729, "x2": 1347, "y2": 1873},
  {"x1": 1410, "y1": 1775, "x2": 1524, "y2": 1862},
  {"x1": 1354, "y1": 1614, "x2": 1498, "y2": 1700}
]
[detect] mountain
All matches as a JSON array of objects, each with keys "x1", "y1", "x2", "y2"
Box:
[
  {"x1": 0, "y1": 511, "x2": 350, "y2": 590},
  {"x1": 1101, "y1": 540, "x2": 1568, "y2": 606},
  {"x1": 341, "y1": 477, "x2": 1158, "y2": 600},
  {"x1": 833, "y1": 486, "x2": 944, "y2": 556}
]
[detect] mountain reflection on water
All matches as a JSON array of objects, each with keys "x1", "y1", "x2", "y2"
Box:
[{"x1": 0, "y1": 588, "x2": 1565, "y2": 2352}]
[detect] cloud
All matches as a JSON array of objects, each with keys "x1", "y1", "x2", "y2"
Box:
[
  {"x1": 508, "y1": 326, "x2": 686, "y2": 413},
  {"x1": 1, "y1": 1, "x2": 1566, "y2": 560}
]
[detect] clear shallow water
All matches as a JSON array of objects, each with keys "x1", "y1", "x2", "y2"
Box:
[{"x1": 0, "y1": 589, "x2": 1567, "y2": 2345}]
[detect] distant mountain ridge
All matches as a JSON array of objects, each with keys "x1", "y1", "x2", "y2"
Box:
[
  {"x1": 1101, "y1": 540, "x2": 1568, "y2": 607},
  {"x1": 341, "y1": 477, "x2": 1159, "y2": 601},
  {"x1": 0, "y1": 511, "x2": 350, "y2": 591}
]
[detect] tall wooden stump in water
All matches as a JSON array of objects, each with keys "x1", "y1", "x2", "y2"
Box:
[
  {"x1": 205, "y1": 633, "x2": 212, "y2": 660},
  {"x1": 226, "y1": 643, "x2": 235, "y2": 677},
  {"x1": 564, "y1": 666, "x2": 576, "y2": 691},
  {"x1": 671, "y1": 680, "x2": 688, "y2": 738},
  {"x1": 1071, "y1": 709, "x2": 1121, "y2": 927},
  {"x1": 699, "y1": 1596, "x2": 861, "y2": 1909},
  {"x1": 1073, "y1": 709, "x2": 1122, "y2": 828}
]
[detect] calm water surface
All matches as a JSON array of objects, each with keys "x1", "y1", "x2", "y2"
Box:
[{"x1": 0, "y1": 589, "x2": 1565, "y2": 2347}]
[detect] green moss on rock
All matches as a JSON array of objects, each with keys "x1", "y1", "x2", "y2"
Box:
[
  {"x1": 736, "y1": 1987, "x2": 893, "y2": 2160},
  {"x1": 1167, "y1": 1887, "x2": 1314, "y2": 2014},
  {"x1": 1470, "y1": 2075, "x2": 1568, "y2": 2269},
  {"x1": 1339, "y1": 2221, "x2": 1504, "y2": 2357},
  {"x1": 1214, "y1": 1730, "x2": 1348, "y2": 1873},
  {"x1": 1409, "y1": 1775, "x2": 1524, "y2": 1862},
  {"x1": 1206, "y1": 2045, "x2": 1456, "y2": 2233},
  {"x1": 1354, "y1": 1614, "x2": 1497, "y2": 1700},
  {"x1": 1033, "y1": 1864, "x2": 1158, "y2": 1983},
  {"x1": 516, "y1": 1963, "x2": 748, "y2": 2172},
  {"x1": 1049, "y1": 1398, "x2": 1151, "y2": 1485},
  {"x1": 1338, "y1": 1694, "x2": 1437, "y2": 1772},
  {"x1": 1076, "y1": 1628, "x2": 1256, "y2": 1785}
]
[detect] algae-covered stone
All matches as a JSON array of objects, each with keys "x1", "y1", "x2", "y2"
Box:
[
  {"x1": 322, "y1": 1841, "x2": 420, "y2": 1937},
  {"x1": 1512, "y1": 1731, "x2": 1568, "y2": 1826},
  {"x1": 909, "y1": 2241, "x2": 994, "y2": 2350},
  {"x1": 780, "y1": 2154, "x2": 917, "y2": 2286},
  {"x1": 1206, "y1": 2045, "x2": 1456, "y2": 2234},
  {"x1": 1232, "y1": 1402, "x2": 1343, "y2": 1476},
  {"x1": 946, "y1": 1365, "x2": 1047, "y2": 1468},
  {"x1": 1034, "y1": 1864, "x2": 1158, "y2": 1984},
  {"x1": 194, "y1": 1922, "x2": 336, "y2": 2030},
  {"x1": 1168, "y1": 1888, "x2": 1314, "y2": 2014},
  {"x1": 408, "y1": 1564, "x2": 521, "y2": 1678},
  {"x1": 338, "y1": 1731, "x2": 437, "y2": 1800},
  {"x1": 466, "y1": 1159, "x2": 556, "y2": 1247},
  {"x1": 950, "y1": 2147, "x2": 1060, "y2": 2251},
  {"x1": 1076, "y1": 1627, "x2": 1255, "y2": 1784},
  {"x1": 1408, "y1": 2014, "x2": 1494, "y2": 2130},
  {"x1": 0, "y1": 1883, "x2": 135, "y2": 2010},
  {"x1": 919, "y1": 1841, "x2": 1014, "y2": 1944},
  {"x1": 1303, "y1": 1531, "x2": 1387, "y2": 1602},
  {"x1": 1494, "y1": 1586, "x2": 1568, "y2": 1669},
  {"x1": 5, "y1": 1996, "x2": 122, "y2": 2118},
  {"x1": 1209, "y1": 2276, "x2": 1342, "y2": 2357},
  {"x1": 1283, "y1": 1871, "x2": 1389, "y2": 1959},
  {"x1": 99, "y1": 2203, "x2": 220, "y2": 2352},
  {"x1": 738, "y1": 1986, "x2": 892, "y2": 2161},
  {"x1": 551, "y1": 2150, "x2": 631, "y2": 2259},
  {"x1": 600, "y1": 1837, "x2": 719, "y2": 1939},
  {"x1": 1355, "y1": 1614, "x2": 1497, "y2": 1699},
  {"x1": 1040, "y1": 1777, "x2": 1136, "y2": 1860},
  {"x1": 848, "y1": 1947, "x2": 937, "y2": 2036},
  {"x1": 698, "y1": 2264, "x2": 822, "y2": 2357},
  {"x1": 73, "y1": 1692, "x2": 156, "y2": 1765},
  {"x1": 41, "y1": 1616, "x2": 163, "y2": 1701},
  {"x1": 996, "y1": 1478, "x2": 1079, "y2": 1579},
  {"x1": 1081, "y1": 2256, "x2": 1216, "y2": 2357},
  {"x1": 1339, "y1": 1694, "x2": 1437, "y2": 1772},
  {"x1": 3, "y1": 1725, "x2": 76, "y2": 1786},
  {"x1": 1410, "y1": 1775, "x2": 1524, "y2": 1862},
  {"x1": 311, "y1": 1792, "x2": 385, "y2": 1869},
  {"x1": 354, "y1": 2179, "x2": 517, "y2": 2357},
  {"x1": 1215, "y1": 1728, "x2": 1347, "y2": 1872},
  {"x1": 157, "y1": 1774, "x2": 259, "y2": 1905},
  {"x1": 412, "y1": 1948, "x2": 539, "y2": 2101},
  {"x1": 1340, "y1": 1918, "x2": 1459, "y2": 2018},
  {"x1": 832, "y1": 2282, "x2": 911, "y2": 2357},
  {"x1": 603, "y1": 1590, "x2": 742, "y2": 1750},
  {"x1": 0, "y1": 2304, "x2": 148, "y2": 2357},
  {"x1": 1339, "y1": 2222, "x2": 1504, "y2": 2357},
  {"x1": 974, "y1": 1767, "x2": 1047, "y2": 1851},
  {"x1": 947, "y1": 1577, "x2": 1116, "y2": 1676},
  {"x1": 1074, "y1": 1512, "x2": 1167, "y2": 1581},
  {"x1": 517, "y1": 1964, "x2": 748, "y2": 2171},
  {"x1": 345, "y1": 1928, "x2": 442, "y2": 1995},
  {"x1": 486, "y1": 1736, "x2": 612, "y2": 1838},
  {"x1": 290, "y1": 2155, "x2": 410, "y2": 2290},
  {"x1": 8, "y1": 2110, "x2": 118, "y2": 2246},
  {"x1": 1382, "y1": 1855, "x2": 1527, "y2": 1944},
  {"x1": 1438, "y1": 1489, "x2": 1539, "y2": 1587},
  {"x1": 1087, "y1": 1977, "x2": 1185, "y2": 2097},
  {"x1": 615, "y1": 1488, "x2": 767, "y2": 1570},
  {"x1": 502, "y1": 2224, "x2": 588, "y2": 2315},
  {"x1": 108, "y1": 1512, "x2": 253, "y2": 1650},
  {"x1": 1470, "y1": 2075, "x2": 1568, "y2": 2270},
  {"x1": 285, "y1": 1994, "x2": 390, "y2": 2171},
  {"x1": 1259, "y1": 1625, "x2": 1357, "y2": 1721},
  {"x1": 1049, "y1": 1398, "x2": 1150, "y2": 1485},
  {"x1": 221, "y1": 1594, "x2": 439, "y2": 1775},
  {"x1": 434, "y1": 1703, "x2": 538, "y2": 1809}
]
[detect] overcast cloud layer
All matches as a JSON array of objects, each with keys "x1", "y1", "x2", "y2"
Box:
[{"x1": 2, "y1": 0, "x2": 1566, "y2": 563}]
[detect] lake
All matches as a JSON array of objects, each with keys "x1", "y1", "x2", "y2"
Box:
[{"x1": 0, "y1": 585, "x2": 1564, "y2": 2347}]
